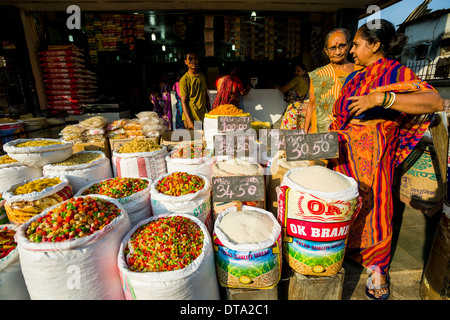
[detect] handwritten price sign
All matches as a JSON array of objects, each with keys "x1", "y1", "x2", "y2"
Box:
[
  {"x1": 218, "y1": 116, "x2": 251, "y2": 133},
  {"x1": 212, "y1": 175, "x2": 265, "y2": 202},
  {"x1": 285, "y1": 131, "x2": 339, "y2": 161},
  {"x1": 213, "y1": 134, "x2": 256, "y2": 158}
]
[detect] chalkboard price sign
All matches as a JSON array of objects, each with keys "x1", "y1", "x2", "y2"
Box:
[
  {"x1": 213, "y1": 134, "x2": 256, "y2": 158},
  {"x1": 285, "y1": 131, "x2": 339, "y2": 161},
  {"x1": 212, "y1": 175, "x2": 265, "y2": 202},
  {"x1": 218, "y1": 116, "x2": 252, "y2": 133}
]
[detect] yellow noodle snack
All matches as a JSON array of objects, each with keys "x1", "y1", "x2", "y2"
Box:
[
  {"x1": 207, "y1": 104, "x2": 246, "y2": 116},
  {"x1": 115, "y1": 139, "x2": 162, "y2": 154},
  {"x1": 0, "y1": 155, "x2": 17, "y2": 164},
  {"x1": 14, "y1": 177, "x2": 62, "y2": 195},
  {"x1": 15, "y1": 140, "x2": 63, "y2": 148}
]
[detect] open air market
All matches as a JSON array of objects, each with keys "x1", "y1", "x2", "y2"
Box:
[{"x1": 0, "y1": 0, "x2": 450, "y2": 305}]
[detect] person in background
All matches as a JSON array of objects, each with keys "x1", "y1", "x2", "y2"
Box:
[
  {"x1": 276, "y1": 62, "x2": 310, "y2": 130},
  {"x1": 172, "y1": 70, "x2": 185, "y2": 129},
  {"x1": 150, "y1": 72, "x2": 172, "y2": 130},
  {"x1": 179, "y1": 51, "x2": 211, "y2": 129},
  {"x1": 304, "y1": 28, "x2": 360, "y2": 133},
  {"x1": 213, "y1": 62, "x2": 250, "y2": 109},
  {"x1": 329, "y1": 19, "x2": 443, "y2": 300}
]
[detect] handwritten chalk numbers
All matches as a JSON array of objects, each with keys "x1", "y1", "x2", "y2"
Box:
[
  {"x1": 212, "y1": 176, "x2": 265, "y2": 202},
  {"x1": 285, "y1": 132, "x2": 339, "y2": 161}
]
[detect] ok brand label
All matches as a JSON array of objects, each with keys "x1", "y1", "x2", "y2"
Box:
[
  {"x1": 287, "y1": 191, "x2": 354, "y2": 223},
  {"x1": 285, "y1": 218, "x2": 350, "y2": 242}
]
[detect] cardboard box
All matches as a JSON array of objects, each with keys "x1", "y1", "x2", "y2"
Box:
[
  {"x1": 160, "y1": 130, "x2": 204, "y2": 152},
  {"x1": 72, "y1": 139, "x2": 111, "y2": 158},
  {"x1": 109, "y1": 136, "x2": 160, "y2": 153}
]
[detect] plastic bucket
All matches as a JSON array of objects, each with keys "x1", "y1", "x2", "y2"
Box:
[{"x1": 0, "y1": 121, "x2": 25, "y2": 148}]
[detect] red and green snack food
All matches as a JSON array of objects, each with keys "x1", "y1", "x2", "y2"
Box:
[
  {"x1": 126, "y1": 216, "x2": 204, "y2": 272},
  {"x1": 25, "y1": 196, "x2": 121, "y2": 243},
  {"x1": 155, "y1": 172, "x2": 205, "y2": 197},
  {"x1": 0, "y1": 226, "x2": 17, "y2": 259},
  {"x1": 81, "y1": 177, "x2": 149, "y2": 198},
  {"x1": 171, "y1": 144, "x2": 209, "y2": 159}
]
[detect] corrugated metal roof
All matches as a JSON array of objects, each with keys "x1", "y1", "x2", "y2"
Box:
[{"x1": 402, "y1": 0, "x2": 432, "y2": 24}]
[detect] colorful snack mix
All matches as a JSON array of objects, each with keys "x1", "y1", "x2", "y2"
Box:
[
  {"x1": 81, "y1": 177, "x2": 149, "y2": 198},
  {"x1": 170, "y1": 144, "x2": 209, "y2": 159},
  {"x1": 25, "y1": 196, "x2": 121, "y2": 242},
  {"x1": 126, "y1": 216, "x2": 204, "y2": 272},
  {"x1": 13, "y1": 177, "x2": 62, "y2": 195},
  {"x1": 156, "y1": 172, "x2": 205, "y2": 197},
  {"x1": 0, "y1": 226, "x2": 17, "y2": 259}
]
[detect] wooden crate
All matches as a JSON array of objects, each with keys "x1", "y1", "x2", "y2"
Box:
[
  {"x1": 288, "y1": 268, "x2": 345, "y2": 300},
  {"x1": 72, "y1": 139, "x2": 111, "y2": 158}
]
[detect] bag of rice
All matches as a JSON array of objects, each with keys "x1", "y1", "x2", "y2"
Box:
[
  {"x1": 118, "y1": 213, "x2": 220, "y2": 300},
  {"x1": 76, "y1": 177, "x2": 152, "y2": 227},
  {"x1": 2, "y1": 175, "x2": 73, "y2": 225},
  {"x1": 212, "y1": 158, "x2": 265, "y2": 219},
  {"x1": 150, "y1": 172, "x2": 213, "y2": 232},
  {"x1": 213, "y1": 206, "x2": 282, "y2": 289},
  {"x1": 112, "y1": 140, "x2": 167, "y2": 181},
  {"x1": 0, "y1": 224, "x2": 30, "y2": 300},
  {"x1": 0, "y1": 155, "x2": 43, "y2": 194},
  {"x1": 3, "y1": 138, "x2": 73, "y2": 168},
  {"x1": 42, "y1": 151, "x2": 112, "y2": 193},
  {"x1": 277, "y1": 166, "x2": 361, "y2": 276},
  {"x1": 16, "y1": 195, "x2": 130, "y2": 300}
]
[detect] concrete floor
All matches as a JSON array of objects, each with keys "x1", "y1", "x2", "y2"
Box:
[{"x1": 341, "y1": 199, "x2": 442, "y2": 300}]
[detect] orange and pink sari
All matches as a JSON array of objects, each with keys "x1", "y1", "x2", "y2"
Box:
[{"x1": 329, "y1": 58, "x2": 437, "y2": 275}]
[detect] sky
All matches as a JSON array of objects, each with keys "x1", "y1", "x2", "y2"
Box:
[{"x1": 358, "y1": 0, "x2": 450, "y2": 28}]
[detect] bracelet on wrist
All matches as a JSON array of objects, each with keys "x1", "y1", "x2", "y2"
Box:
[
  {"x1": 381, "y1": 92, "x2": 387, "y2": 107},
  {"x1": 384, "y1": 92, "x2": 396, "y2": 109}
]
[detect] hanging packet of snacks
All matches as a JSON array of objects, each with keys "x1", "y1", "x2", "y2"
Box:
[
  {"x1": 42, "y1": 151, "x2": 113, "y2": 193},
  {"x1": 3, "y1": 138, "x2": 73, "y2": 168},
  {"x1": 2, "y1": 175, "x2": 73, "y2": 225},
  {"x1": 213, "y1": 206, "x2": 282, "y2": 289},
  {"x1": 0, "y1": 154, "x2": 43, "y2": 194},
  {"x1": 165, "y1": 143, "x2": 215, "y2": 180},
  {"x1": 16, "y1": 195, "x2": 130, "y2": 300},
  {"x1": 117, "y1": 213, "x2": 220, "y2": 300},
  {"x1": 150, "y1": 172, "x2": 213, "y2": 232},
  {"x1": 112, "y1": 140, "x2": 167, "y2": 181},
  {"x1": 277, "y1": 166, "x2": 361, "y2": 277},
  {"x1": 0, "y1": 225, "x2": 30, "y2": 300},
  {"x1": 76, "y1": 177, "x2": 152, "y2": 227}
]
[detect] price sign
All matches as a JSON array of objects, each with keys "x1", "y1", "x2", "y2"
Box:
[
  {"x1": 218, "y1": 116, "x2": 251, "y2": 133},
  {"x1": 212, "y1": 175, "x2": 265, "y2": 202},
  {"x1": 213, "y1": 133, "x2": 256, "y2": 158},
  {"x1": 285, "y1": 131, "x2": 339, "y2": 161}
]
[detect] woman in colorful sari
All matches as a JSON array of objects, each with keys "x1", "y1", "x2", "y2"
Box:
[
  {"x1": 277, "y1": 62, "x2": 310, "y2": 130},
  {"x1": 213, "y1": 63, "x2": 250, "y2": 109},
  {"x1": 150, "y1": 73, "x2": 172, "y2": 131},
  {"x1": 329, "y1": 19, "x2": 443, "y2": 300},
  {"x1": 304, "y1": 28, "x2": 360, "y2": 133}
]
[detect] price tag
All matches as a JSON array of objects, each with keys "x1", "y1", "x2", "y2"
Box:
[
  {"x1": 213, "y1": 133, "x2": 256, "y2": 158},
  {"x1": 285, "y1": 131, "x2": 339, "y2": 161},
  {"x1": 212, "y1": 175, "x2": 265, "y2": 202},
  {"x1": 218, "y1": 116, "x2": 251, "y2": 133}
]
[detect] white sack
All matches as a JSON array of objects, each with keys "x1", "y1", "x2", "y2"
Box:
[
  {"x1": 117, "y1": 213, "x2": 220, "y2": 300},
  {"x1": 112, "y1": 146, "x2": 167, "y2": 181},
  {"x1": 43, "y1": 151, "x2": 113, "y2": 193},
  {"x1": 0, "y1": 224, "x2": 30, "y2": 300},
  {"x1": 16, "y1": 195, "x2": 131, "y2": 300},
  {"x1": 0, "y1": 162, "x2": 43, "y2": 194},
  {"x1": 76, "y1": 177, "x2": 152, "y2": 227},
  {"x1": 3, "y1": 138, "x2": 73, "y2": 168},
  {"x1": 165, "y1": 150, "x2": 216, "y2": 180}
]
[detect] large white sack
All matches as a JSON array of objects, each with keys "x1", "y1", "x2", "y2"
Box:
[
  {"x1": 165, "y1": 149, "x2": 215, "y2": 180},
  {"x1": 43, "y1": 151, "x2": 113, "y2": 193},
  {"x1": 0, "y1": 161, "x2": 43, "y2": 194},
  {"x1": 3, "y1": 138, "x2": 73, "y2": 168},
  {"x1": 117, "y1": 213, "x2": 220, "y2": 300},
  {"x1": 16, "y1": 195, "x2": 131, "y2": 300},
  {"x1": 0, "y1": 224, "x2": 30, "y2": 300},
  {"x1": 150, "y1": 172, "x2": 212, "y2": 231},
  {"x1": 112, "y1": 146, "x2": 167, "y2": 181},
  {"x1": 76, "y1": 177, "x2": 152, "y2": 227}
]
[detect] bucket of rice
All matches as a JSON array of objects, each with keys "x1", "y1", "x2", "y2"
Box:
[
  {"x1": 277, "y1": 166, "x2": 361, "y2": 277},
  {"x1": 213, "y1": 206, "x2": 282, "y2": 289}
]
